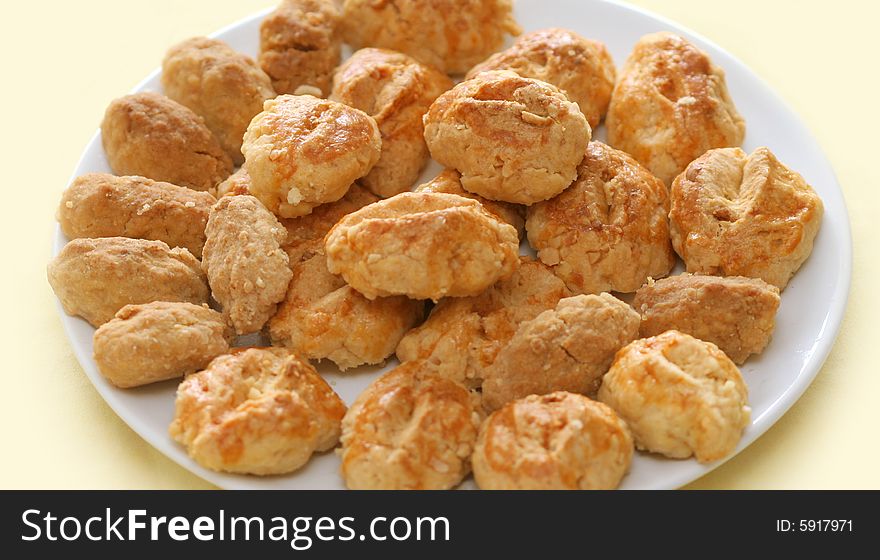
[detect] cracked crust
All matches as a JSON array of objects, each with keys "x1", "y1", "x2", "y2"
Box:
[
  {"x1": 330, "y1": 48, "x2": 453, "y2": 197},
  {"x1": 669, "y1": 147, "x2": 823, "y2": 290},
  {"x1": 340, "y1": 0, "x2": 521, "y2": 74},
  {"x1": 101, "y1": 92, "x2": 232, "y2": 191},
  {"x1": 482, "y1": 293, "x2": 640, "y2": 411},
  {"x1": 414, "y1": 168, "x2": 525, "y2": 238},
  {"x1": 58, "y1": 173, "x2": 215, "y2": 258},
  {"x1": 472, "y1": 391, "x2": 633, "y2": 490},
  {"x1": 93, "y1": 302, "x2": 233, "y2": 388},
  {"x1": 526, "y1": 141, "x2": 675, "y2": 294},
  {"x1": 339, "y1": 361, "x2": 482, "y2": 489},
  {"x1": 170, "y1": 347, "x2": 346, "y2": 475},
  {"x1": 424, "y1": 70, "x2": 590, "y2": 205},
  {"x1": 269, "y1": 242, "x2": 424, "y2": 370},
  {"x1": 633, "y1": 274, "x2": 780, "y2": 364},
  {"x1": 162, "y1": 37, "x2": 276, "y2": 165},
  {"x1": 396, "y1": 257, "x2": 572, "y2": 388},
  {"x1": 606, "y1": 32, "x2": 745, "y2": 185},
  {"x1": 259, "y1": 0, "x2": 341, "y2": 96},
  {"x1": 598, "y1": 330, "x2": 750, "y2": 463},
  {"x1": 242, "y1": 94, "x2": 381, "y2": 218},
  {"x1": 324, "y1": 192, "x2": 520, "y2": 300},
  {"x1": 47, "y1": 237, "x2": 208, "y2": 327},
  {"x1": 202, "y1": 195, "x2": 292, "y2": 334},
  {"x1": 467, "y1": 28, "x2": 616, "y2": 128}
]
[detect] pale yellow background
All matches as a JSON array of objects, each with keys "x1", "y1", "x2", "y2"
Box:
[{"x1": 0, "y1": 0, "x2": 875, "y2": 489}]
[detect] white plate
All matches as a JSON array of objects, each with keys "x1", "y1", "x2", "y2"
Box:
[{"x1": 54, "y1": 0, "x2": 852, "y2": 490}]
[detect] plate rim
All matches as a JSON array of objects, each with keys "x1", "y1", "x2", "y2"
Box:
[{"x1": 53, "y1": 0, "x2": 854, "y2": 490}]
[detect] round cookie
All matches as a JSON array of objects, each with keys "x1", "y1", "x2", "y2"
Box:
[
  {"x1": 169, "y1": 347, "x2": 346, "y2": 475},
  {"x1": 47, "y1": 237, "x2": 208, "y2": 328},
  {"x1": 268, "y1": 242, "x2": 424, "y2": 370},
  {"x1": 259, "y1": 0, "x2": 341, "y2": 96},
  {"x1": 481, "y1": 293, "x2": 640, "y2": 411},
  {"x1": 526, "y1": 142, "x2": 675, "y2": 294},
  {"x1": 467, "y1": 28, "x2": 616, "y2": 128},
  {"x1": 340, "y1": 0, "x2": 521, "y2": 74},
  {"x1": 101, "y1": 92, "x2": 233, "y2": 192},
  {"x1": 330, "y1": 48, "x2": 453, "y2": 197},
  {"x1": 324, "y1": 192, "x2": 520, "y2": 300},
  {"x1": 339, "y1": 361, "x2": 482, "y2": 490},
  {"x1": 93, "y1": 302, "x2": 233, "y2": 389},
  {"x1": 669, "y1": 147, "x2": 823, "y2": 290},
  {"x1": 606, "y1": 32, "x2": 745, "y2": 185},
  {"x1": 162, "y1": 36, "x2": 276, "y2": 165},
  {"x1": 598, "y1": 330, "x2": 751, "y2": 463},
  {"x1": 424, "y1": 70, "x2": 590, "y2": 205},
  {"x1": 242, "y1": 94, "x2": 381, "y2": 218},
  {"x1": 472, "y1": 392, "x2": 633, "y2": 490}
]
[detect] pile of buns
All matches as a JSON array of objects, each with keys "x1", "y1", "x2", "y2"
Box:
[{"x1": 48, "y1": 0, "x2": 823, "y2": 490}]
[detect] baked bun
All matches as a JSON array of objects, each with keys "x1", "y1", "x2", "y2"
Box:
[
  {"x1": 259, "y1": 0, "x2": 341, "y2": 96},
  {"x1": 340, "y1": 0, "x2": 521, "y2": 74},
  {"x1": 242, "y1": 94, "x2": 381, "y2": 218},
  {"x1": 202, "y1": 195, "x2": 292, "y2": 334},
  {"x1": 93, "y1": 302, "x2": 232, "y2": 388},
  {"x1": 482, "y1": 293, "x2": 640, "y2": 411},
  {"x1": 424, "y1": 70, "x2": 590, "y2": 205},
  {"x1": 47, "y1": 237, "x2": 208, "y2": 327},
  {"x1": 633, "y1": 274, "x2": 780, "y2": 364},
  {"x1": 331, "y1": 48, "x2": 453, "y2": 197},
  {"x1": 526, "y1": 142, "x2": 675, "y2": 294},
  {"x1": 58, "y1": 173, "x2": 215, "y2": 258},
  {"x1": 606, "y1": 32, "x2": 745, "y2": 185},
  {"x1": 396, "y1": 257, "x2": 572, "y2": 388},
  {"x1": 598, "y1": 330, "x2": 750, "y2": 463},
  {"x1": 162, "y1": 37, "x2": 276, "y2": 165},
  {"x1": 467, "y1": 28, "x2": 616, "y2": 128},
  {"x1": 669, "y1": 147, "x2": 823, "y2": 289},
  {"x1": 472, "y1": 391, "x2": 633, "y2": 490},
  {"x1": 169, "y1": 347, "x2": 346, "y2": 475},
  {"x1": 324, "y1": 192, "x2": 520, "y2": 300},
  {"x1": 269, "y1": 242, "x2": 424, "y2": 370},
  {"x1": 101, "y1": 92, "x2": 232, "y2": 191},
  {"x1": 339, "y1": 361, "x2": 482, "y2": 489}
]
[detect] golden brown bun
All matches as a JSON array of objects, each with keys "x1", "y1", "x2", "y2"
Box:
[
  {"x1": 482, "y1": 293, "x2": 640, "y2": 411},
  {"x1": 467, "y1": 28, "x2": 616, "y2": 128},
  {"x1": 93, "y1": 302, "x2": 233, "y2": 388},
  {"x1": 669, "y1": 147, "x2": 823, "y2": 290},
  {"x1": 606, "y1": 32, "x2": 745, "y2": 185},
  {"x1": 101, "y1": 92, "x2": 232, "y2": 191},
  {"x1": 47, "y1": 237, "x2": 208, "y2": 327},
  {"x1": 324, "y1": 192, "x2": 520, "y2": 300},
  {"x1": 598, "y1": 330, "x2": 750, "y2": 463},
  {"x1": 633, "y1": 274, "x2": 780, "y2": 364},
  {"x1": 269, "y1": 242, "x2": 424, "y2": 370},
  {"x1": 526, "y1": 142, "x2": 675, "y2": 294},
  {"x1": 58, "y1": 173, "x2": 215, "y2": 258},
  {"x1": 396, "y1": 257, "x2": 572, "y2": 388},
  {"x1": 162, "y1": 37, "x2": 275, "y2": 166},
  {"x1": 242, "y1": 94, "x2": 381, "y2": 218},
  {"x1": 340, "y1": 0, "x2": 521, "y2": 74},
  {"x1": 169, "y1": 347, "x2": 346, "y2": 475},
  {"x1": 424, "y1": 70, "x2": 590, "y2": 205},
  {"x1": 259, "y1": 0, "x2": 341, "y2": 96},
  {"x1": 414, "y1": 169, "x2": 525, "y2": 238},
  {"x1": 472, "y1": 392, "x2": 633, "y2": 490},
  {"x1": 330, "y1": 48, "x2": 453, "y2": 197},
  {"x1": 339, "y1": 361, "x2": 482, "y2": 489},
  {"x1": 202, "y1": 195, "x2": 292, "y2": 334}
]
